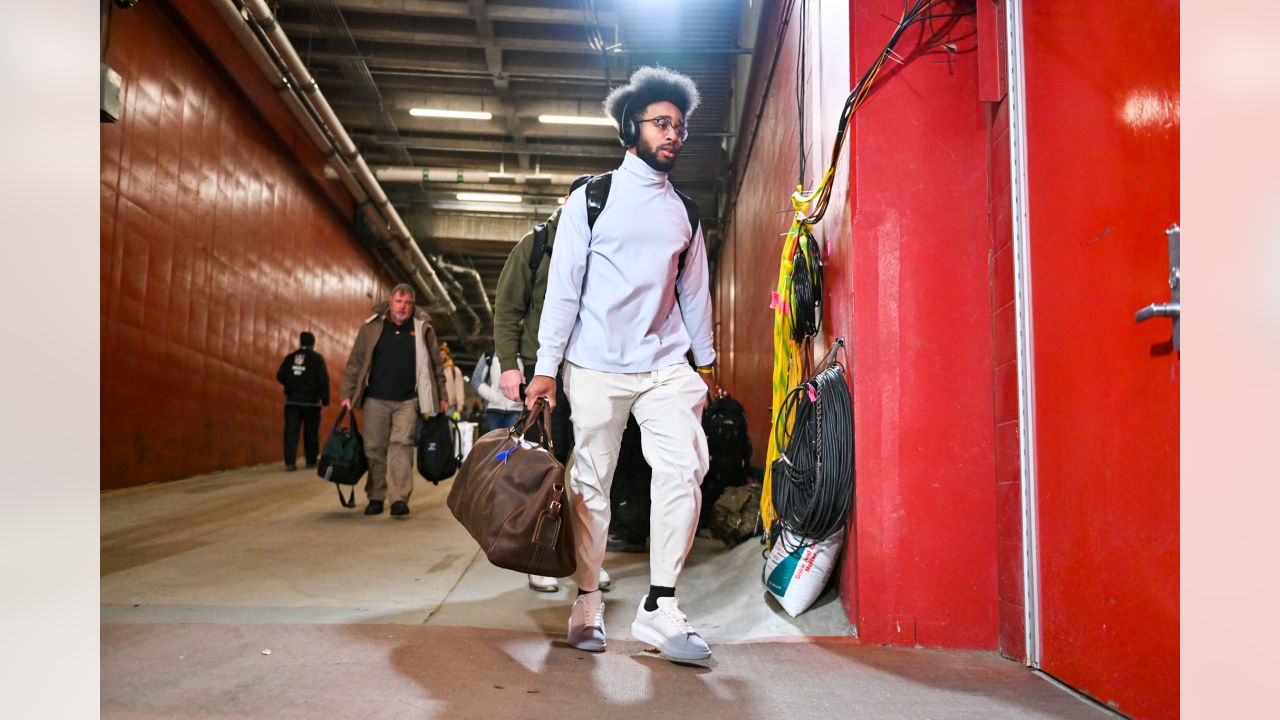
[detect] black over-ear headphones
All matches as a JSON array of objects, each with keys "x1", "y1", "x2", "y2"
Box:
[{"x1": 617, "y1": 96, "x2": 639, "y2": 148}]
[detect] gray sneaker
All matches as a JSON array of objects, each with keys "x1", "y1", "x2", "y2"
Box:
[
  {"x1": 567, "y1": 591, "x2": 606, "y2": 652},
  {"x1": 630, "y1": 596, "x2": 711, "y2": 661}
]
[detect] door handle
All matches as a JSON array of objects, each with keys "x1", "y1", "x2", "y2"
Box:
[
  {"x1": 1135, "y1": 302, "x2": 1179, "y2": 323},
  {"x1": 1134, "y1": 224, "x2": 1180, "y2": 352}
]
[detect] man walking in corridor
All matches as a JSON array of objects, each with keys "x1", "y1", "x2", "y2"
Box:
[
  {"x1": 524, "y1": 66, "x2": 718, "y2": 661},
  {"x1": 276, "y1": 331, "x2": 329, "y2": 471},
  {"x1": 340, "y1": 284, "x2": 449, "y2": 518}
]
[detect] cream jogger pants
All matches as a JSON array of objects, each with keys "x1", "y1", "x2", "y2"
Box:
[{"x1": 562, "y1": 361, "x2": 710, "y2": 589}]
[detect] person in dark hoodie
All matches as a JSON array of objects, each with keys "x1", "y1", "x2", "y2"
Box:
[
  {"x1": 276, "y1": 331, "x2": 330, "y2": 471},
  {"x1": 340, "y1": 284, "x2": 449, "y2": 518}
]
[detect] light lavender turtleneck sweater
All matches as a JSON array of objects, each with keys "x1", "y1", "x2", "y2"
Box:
[{"x1": 535, "y1": 151, "x2": 716, "y2": 377}]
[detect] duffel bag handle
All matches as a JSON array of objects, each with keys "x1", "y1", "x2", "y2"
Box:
[
  {"x1": 332, "y1": 405, "x2": 361, "y2": 434},
  {"x1": 512, "y1": 398, "x2": 555, "y2": 453}
]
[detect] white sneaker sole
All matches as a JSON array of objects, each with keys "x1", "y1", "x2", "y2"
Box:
[
  {"x1": 567, "y1": 623, "x2": 606, "y2": 652},
  {"x1": 630, "y1": 620, "x2": 711, "y2": 661}
]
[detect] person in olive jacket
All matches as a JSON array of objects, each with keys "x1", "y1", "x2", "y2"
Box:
[
  {"x1": 276, "y1": 331, "x2": 330, "y2": 471},
  {"x1": 340, "y1": 284, "x2": 449, "y2": 518},
  {"x1": 492, "y1": 174, "x2": 595, "y2": 461}
]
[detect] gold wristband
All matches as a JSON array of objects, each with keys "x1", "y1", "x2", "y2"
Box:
[{"x1": 696, "y1": 366, "x2": 715, "y2": 375}]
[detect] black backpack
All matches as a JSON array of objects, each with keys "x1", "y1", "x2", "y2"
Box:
[
  {"x1": 699, "y1": 394, "x2": 753, "y2": 528},
  {"x1": 415, "y1": 413, "x2": 461, "y2": 484}
]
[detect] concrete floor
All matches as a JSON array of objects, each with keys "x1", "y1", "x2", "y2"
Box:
[{"x1": 101, "y1": 464, "x2": 1115, "y2": 719}]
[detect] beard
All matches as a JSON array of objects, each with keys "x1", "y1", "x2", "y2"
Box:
[{"x1": 636, "y1": 135, "x2": 679, "y2": 173}]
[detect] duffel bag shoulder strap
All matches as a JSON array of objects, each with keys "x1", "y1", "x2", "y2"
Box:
[{"x1": 334, "y1": 479, "x2": 356, "y2": 508}]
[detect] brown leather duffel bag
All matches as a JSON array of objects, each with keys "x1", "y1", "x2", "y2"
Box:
[{"x1": 446, "y1": 400, "x2": 577, "y2": 577}]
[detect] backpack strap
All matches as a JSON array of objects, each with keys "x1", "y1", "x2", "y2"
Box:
[
  {"x1": 671, "y1": 185, "x2": 701, "y2": 297},
  {"x1": 585, "y1": 173, "x2": 612, "y2": 229},
  {"x1": 527, "y1": 223, "x2": 549, "y2": 275},
  {"x1": 524, "y1": 223, "x2": 549, "y2": 309}
]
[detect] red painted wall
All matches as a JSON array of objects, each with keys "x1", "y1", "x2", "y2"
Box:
[
  {"x1": 101, "y1": 1, "x2": 393, "y2": 490},
  {"x1": 842, "y1": 0, "x2": 997, "y2": 648},
  {"x1": 719, "y1": 0, "x2": 1001, "y2": 648}
]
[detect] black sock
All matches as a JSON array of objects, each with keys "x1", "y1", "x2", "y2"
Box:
[
  {"x1": 577, "y1": 587, "x2": 599, "y2": 597},
  {"x1": 645, "y1": 585, "x2": 675, "y2": 611}
]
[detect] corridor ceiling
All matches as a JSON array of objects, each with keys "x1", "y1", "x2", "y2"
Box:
[{"x1": 272, "y1": 0, "x2": 755, "y2": 358}]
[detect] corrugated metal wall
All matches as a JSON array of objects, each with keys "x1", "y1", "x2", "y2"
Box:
[{"x1": 100, "y1": 1, "x2": 392, "y2": 490}]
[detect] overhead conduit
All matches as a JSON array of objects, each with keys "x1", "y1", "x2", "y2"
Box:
[
  {"x1": 433, "y1": 256, "x2": 494, "y2": 327},
  {"x1": 327, "y1": 167, "x2": 591, "y2": 186},
  {"x1": 211, "y1": 0, "x2": 493, "y2": 335}
]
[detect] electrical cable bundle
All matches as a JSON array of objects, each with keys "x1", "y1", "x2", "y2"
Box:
[
  {"x1": 789, "y1": 229, "x2": 823, "y2": 345},
  {"x1": 791, "y1": 0, "x2": 973, "y2": 226},
  {"x1": 762, "y1": 222, "x2": 812, "y2": 532},
  {"x1": 761, "y1": 0, "x2": 973, "y2": 537},
  {"x1": 769, "y1": 340, "x2": 854, "y2": 553}
]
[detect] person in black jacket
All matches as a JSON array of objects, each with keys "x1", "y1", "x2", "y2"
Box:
[{"x1": 276, "y1": 331, "x2": 330, "y2": 471}]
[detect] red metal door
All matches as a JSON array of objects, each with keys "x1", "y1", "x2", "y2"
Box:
[{"x1": 1018, "y1": 1, "x2": 1179, "y2": 718}]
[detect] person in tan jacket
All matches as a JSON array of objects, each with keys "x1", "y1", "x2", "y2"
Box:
[
  {"x1": 439, "y1": 343, "x2": 467, "y2": 416},
  {"x1": 340, "y1": 284, "x2": 448, "y2": 518}
]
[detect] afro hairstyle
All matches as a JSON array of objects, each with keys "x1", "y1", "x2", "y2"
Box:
[{"x1": 603, "y1": 66, "x2": 701, "y2": 128}]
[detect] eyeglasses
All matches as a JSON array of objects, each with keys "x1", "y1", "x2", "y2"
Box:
[{"x1": 637, "y1": 116, "x2": 689, "y2": 142}]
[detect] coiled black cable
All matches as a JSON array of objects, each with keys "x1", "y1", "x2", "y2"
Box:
[
  {"x1": 789, "y1": 231, "x2": 824, "y2": 344},
  {"x1": 770, "y1": 340, "x2": 854, "y2": 554}
]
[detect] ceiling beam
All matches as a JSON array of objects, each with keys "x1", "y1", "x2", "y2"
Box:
[
  {"x1": 279, "y1": 0, "x2": 615, "y2": 26},
  {"x1": 351, "y1": 132, "x2": 624, "y2": 160},
  {"x1": 302, "y1": 50, "x2": 619, "y2": 82},
  {"x1": 279, "y1": 20, "x2": 601, "y2": 55}
]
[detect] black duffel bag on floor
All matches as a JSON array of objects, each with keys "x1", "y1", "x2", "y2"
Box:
[{"x1": 317, "y1": 406, "x2": 369, "y2": 508}]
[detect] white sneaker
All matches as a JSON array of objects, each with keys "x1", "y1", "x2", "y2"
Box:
[
  {"x1": 528, "y1": 574, "x2": 559, "y2": 592},
  {"x1": 630, "y1": 596, "x2": 711, "y2": 661},
  {"x1": 598, "y1": 567, "x2": 613, "y2": 591},
  {"x1": 567, "y1": 591, "x2": 606, "y2": 652}
]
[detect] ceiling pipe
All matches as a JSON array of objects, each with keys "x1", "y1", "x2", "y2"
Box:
[
  {"x1": 325, "y1": 166, "x2": 592, "y2": 186},
  {"x1": 205, "y1": 1, "x2": 424, "y2": 294},
  {"x1": 426, "y1": 259, "x2": 483, "y2": 336},
  {"x1": 433, "y1": 256, "x2": 494, "y2": 329},
  {"x1": 215, "y1": 0, "x2": 466, "y2": 324}
]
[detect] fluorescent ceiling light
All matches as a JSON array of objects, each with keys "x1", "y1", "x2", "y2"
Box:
[
  {"x1": 539, "y1": 114, "x2": 615, "y2": 126},
  {"x1": 456, "y1": 192, "x2": 522, "y2": 203},
  {"x1": 409, "y1": 108, "x2": 493, "y2": 120}
]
